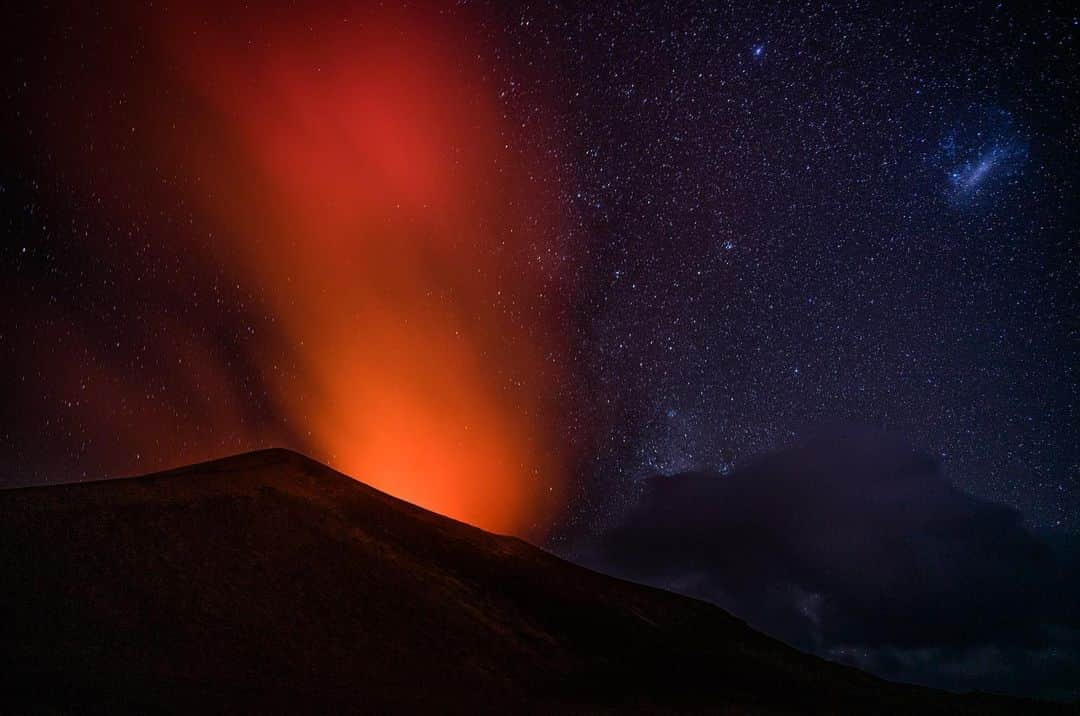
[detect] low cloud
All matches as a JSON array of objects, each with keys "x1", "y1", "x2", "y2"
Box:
[{"x1": 579, "y1": 428, "x2": 1080, "y2": 701}]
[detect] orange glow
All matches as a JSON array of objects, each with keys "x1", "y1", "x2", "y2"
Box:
[{"x1": 139, "y1": 1, "x2": 569, "y2": 534}]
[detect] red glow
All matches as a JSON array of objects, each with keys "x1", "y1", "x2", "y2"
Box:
[{"x1": 140, "y1": 2, "x2": 570, "y2": 534}]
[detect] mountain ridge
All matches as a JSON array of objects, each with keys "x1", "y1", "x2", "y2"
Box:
[{"x1": 0, "y1": 449, "x2": 1068, "y2": 714}]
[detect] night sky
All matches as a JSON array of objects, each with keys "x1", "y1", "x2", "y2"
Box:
[
  {"x1": 3, "y1": 0, "x2": 1078, "y2": 701},
  {"x1": 506, "y1": 2, "x2": 1077, "y2": 536}
]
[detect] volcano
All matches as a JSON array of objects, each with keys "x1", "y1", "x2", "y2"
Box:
[{"x1": 0, "y1": 449, "x2": 1063, "y2": 714}]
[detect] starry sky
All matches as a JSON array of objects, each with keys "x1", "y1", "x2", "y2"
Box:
[
  {"x1": 500, "y1": 2, "x2": 1077, "y2": 538},
  {"x1": 2, "y1": 0, "x2": 1078, "y2": 699}
]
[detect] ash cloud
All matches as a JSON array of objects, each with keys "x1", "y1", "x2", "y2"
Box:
[{"x1": 579, "y1": 429, "x2": 1080, "y2": 701}]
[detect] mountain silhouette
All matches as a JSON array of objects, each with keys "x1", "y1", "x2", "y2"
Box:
[{"x1": 0, "y1": 449, "x2": 1066, "y2": 714}]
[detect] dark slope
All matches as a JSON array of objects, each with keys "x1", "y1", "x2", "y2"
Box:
[{"x1": 0, "y1": 450, "x2": 1065, "y2": 714}]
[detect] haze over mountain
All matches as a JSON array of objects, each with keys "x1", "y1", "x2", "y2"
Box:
[
  {"x1": 576, "y1": 430, "x2": 1080, "y2": 701},
  {"x1": 0, "y1": 449, "x2": 1068, "y2": 714}
]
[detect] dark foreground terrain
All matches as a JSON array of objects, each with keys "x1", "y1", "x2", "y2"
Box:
[{"x1": 0, "y1": 449, "x2": 1068, "y2": 714}]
